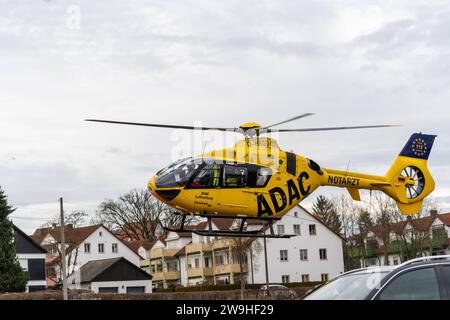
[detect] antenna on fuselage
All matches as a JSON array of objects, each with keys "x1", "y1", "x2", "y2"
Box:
[{"x1": 345, "y1": 160, "x2": 351, "y2": 177}]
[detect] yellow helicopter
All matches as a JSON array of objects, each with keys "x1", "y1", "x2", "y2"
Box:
[{"x1": 86, "y1": 114, "x2": 436, "y2": 238}]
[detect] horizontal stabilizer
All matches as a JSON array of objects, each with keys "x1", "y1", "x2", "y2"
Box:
[{"x1": 347, "y1": 188, "x2": 361, "y2": 201}]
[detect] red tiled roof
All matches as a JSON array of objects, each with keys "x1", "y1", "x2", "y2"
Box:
[
  {"x1": 437, "y1": 212, "x2": 450, "y2": 226},
  {"x1": 368, "y1": 212, "x2": 450, "y2": 239},
  {"x1": 175, "y1": 246, "x2": 187, "y2": 256},
  {"x1": 127, "y1": 239, "x2": 157, "y2": 253}
]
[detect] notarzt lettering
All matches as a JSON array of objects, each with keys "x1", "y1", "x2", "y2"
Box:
[{"x1": 327, "y1": 175, "x2": 360, "y2": 187}]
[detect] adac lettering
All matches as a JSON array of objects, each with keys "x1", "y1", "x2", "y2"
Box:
[
  {"x1": 327, "y1": 175, "x2": 360, "y2": 187},
  {"x1": 257, "y1": 172, "x2": 310, "y2": 217}
]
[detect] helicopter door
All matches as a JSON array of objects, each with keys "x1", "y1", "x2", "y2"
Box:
[
  {"x1": 217, "y1": 165, "x2": 252, "y2": 214},
  {"x1": 182, "y1": 163, "x2": 221, "y2": 213}
]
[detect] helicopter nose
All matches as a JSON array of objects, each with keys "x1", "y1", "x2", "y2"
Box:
[{"x1": 147, "y1": 176, "x2": 157, "y2": 194}]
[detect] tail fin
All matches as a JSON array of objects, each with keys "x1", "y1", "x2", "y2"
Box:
[{"x1": 384, "y1": 133, "x2": 437, "y2": 215}]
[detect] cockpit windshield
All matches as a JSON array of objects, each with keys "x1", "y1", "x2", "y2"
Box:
[
  {"x1": 155, "y1": 157, "x2": 273, "y2": 189},
  {"x1": 155, "y1": 158, "x2": 201, "y2": 188}
]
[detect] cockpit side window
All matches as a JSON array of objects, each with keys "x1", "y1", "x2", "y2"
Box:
[
  {"x1": 223, "y1": 165, "x2": 247, "y2": 188},
  {"x1": 188, "y1": 164, "x2": 221, "y2": 188}
]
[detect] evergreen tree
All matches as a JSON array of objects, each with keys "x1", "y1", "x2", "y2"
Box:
[
  {"x1": 0, "y1": 187, "x2": 28, "y2": 292},
  {"x1": 312, "y1": 195, "x2": 342, "y2": 235}
]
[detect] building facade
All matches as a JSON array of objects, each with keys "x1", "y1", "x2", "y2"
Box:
[
  {"x1": 349, "y1": 211, "x2": 450, "y2": 267},
  {"x1": 14, "y1": 225, "x2": 47, "y2": 292},
  {"x1": 138, "y1": 206, "x2": 345, "y2": 288},
  {"x1": 31, "y1": 224, "x2": 143, "y2": 283},
  {"x1": 248, "y1": 207, "x2": 345, "y2": 284}
]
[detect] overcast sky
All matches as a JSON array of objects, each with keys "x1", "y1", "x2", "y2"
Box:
[{"x1": 2, "y1": 1, "x2": 450, "y2": 233}]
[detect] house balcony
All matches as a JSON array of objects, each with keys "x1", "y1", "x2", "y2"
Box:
[
  {"x1": 151, "y1": 271, "x2": 180, "y2": 282},
  {"x1": 185, "y1": 242, "x2": 213, "y2": 254},
  {"x1": 140, "y1": 259, "x2": 150, "y2": 268},
  {"x1": 150, "y1": 248, "x2": 180, "y2": 259},
  {"x1": 214, "y1": 263, "x2": 248, "y2": 275},
  {"x1": 213, "y1": 239, "x2": 235, "y2": 250},
  {"x1": 187, "y1": 267, "x2": 214, "y2": 278}
]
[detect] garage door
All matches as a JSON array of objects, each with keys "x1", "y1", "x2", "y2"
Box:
[
  {"x1": 98, "y1": 287, "x2": 118, "y2": 293},
  {"x1": 126, "y1": 286, "x2": 146, "y2": 294}
]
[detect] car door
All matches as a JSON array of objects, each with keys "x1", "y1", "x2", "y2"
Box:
[
  {"x1": 374, "y1": 266, "x2": 442, "y2": 300},
  {"x1": 435, "y1": 264, "x2": 450, "y2": 300}
]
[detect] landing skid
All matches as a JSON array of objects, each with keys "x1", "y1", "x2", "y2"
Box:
[{"x1": 164, "y1": 211, "x2": 294, "y2": 238}]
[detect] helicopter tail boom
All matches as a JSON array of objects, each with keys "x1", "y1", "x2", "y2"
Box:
[{"x1": 321, "y1": 133, "x2": 436, "y2": 215}]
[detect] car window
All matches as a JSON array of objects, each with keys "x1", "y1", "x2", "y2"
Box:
[
  {"x1": 303, "y1": 272, "x2": 388, "y2": 300},
  {"x1": 437, "y1": 265, "x2": 450, "y2": 299},
  {"x1": 377, "y1": 267, "x2": 440, "y2": 300}
]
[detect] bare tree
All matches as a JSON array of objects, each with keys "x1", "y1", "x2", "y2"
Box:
[
  {"x1": 229, "y1": 236, "x2": 263, "y2": 299},
  {"x1": 40, "y1": 210, "x2": 88, "y2": 229},
  {"x1": 333, "y1": 195, "x2": 364, "y2": 270},
  {"x1": 94, "y1": 189, "x2": 195, "y2": 240}
]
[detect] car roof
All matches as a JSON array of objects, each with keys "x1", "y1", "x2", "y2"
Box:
[
  {"x1": 341, "y1": 257, "x2": 450, "y2": 278},
  {"x1": 340, "y1": 265, "x2": 396, "y2": 276}
]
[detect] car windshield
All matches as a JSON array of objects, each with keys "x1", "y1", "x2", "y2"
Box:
[
  {"x1": 303, "y1": 271, "x2": 388, "y2": 300},
  {"x1": 156, "y1": 158, "x2": 201, "y2": 188}
]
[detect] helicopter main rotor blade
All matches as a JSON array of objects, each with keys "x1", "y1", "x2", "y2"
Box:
[
  {"x1": 85, "y1": 119, "x2": 235, "y2": 132},
  {"x1": 273, "y1": 124, "x2": 401, "y2": 132},
  {"x1": 264, "y1": 113, "x2": 315, "y2": 129}
]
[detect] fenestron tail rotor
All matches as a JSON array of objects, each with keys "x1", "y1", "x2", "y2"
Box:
[{"x1": 401, "y1": 166, "x2": 425, "y2": 199}]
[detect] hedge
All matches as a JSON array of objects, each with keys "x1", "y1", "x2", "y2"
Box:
[{"x1": 153, "y1": 281, "x2": 323, "y2": 293}]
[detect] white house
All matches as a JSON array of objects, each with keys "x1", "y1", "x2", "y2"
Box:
[
  {"x1": 248, "y1": 206, "x2": 345, "y2": 284},
  {"x1": 139, "y1": 206, "x2": 345, "y2": 287},
  {"x1": 357, "y1": 211, "x2": 450, "y2": 267},
  {"x1": 31, "y1": 224, "x2": 143, "y2": 282}
]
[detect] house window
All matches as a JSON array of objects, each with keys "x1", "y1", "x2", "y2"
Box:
[
  {"x1": 294, "y1": 211, "x2": 298, "y2": 217},
  {"x1": 393, "y1": 258, "x2": 399, "y2": 265},
  {"x1": 99, "y1": 231, "x2": 103, "y2": 237},
  {"x1": 112, "y1": 243, "x2": 118, "y2": 253},
  {"x1": 98, "y1": 243, "x2": 104, "y2": 253},
  {"x1": 204, "y1": 257, "x2": 210, "y2": 268},
  {"x1": 321, "y1": 273, "x2": 329, "y2": 282},
  {"x1": 319, "y1": 248, "x2": 327, "y2": 260},
  {"x1": 300, "y1": 249, "x2": 308, "y2": 261},
  {"x1": 282, "y1": 275, "x2": 290, "y2": 283},
  {"x1": 216, "y1": 255, "x2": 224, "y2": 265},
  {"x1": 84, "y1": 243, "x2": 91, "y2": 253},
  {"x1": 18, "y1": 259, "x2": 28, "y2": 271},
  {"x1": 301, "y1": 274, "x2": 310, "y2": 282},
  {"x1": 280, "y1": 250, "x2": 288, "y2": 262},
  {"x1": 293, "y1": 225, "x2": 301, "y2": 236},
  {"x1": 277, "y1": 225, "x2": 285, "y2": 235},
  {"x1": 309, "y1": 224, "x2": 316, "y2": 235},
  {"x1": 194, "y1": 258, "x2": 200, "y2": 268}
]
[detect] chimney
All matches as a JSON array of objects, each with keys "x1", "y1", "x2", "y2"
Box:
[{"x1": 430, "y1": 209, "x2": 438, "y2": 217}]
